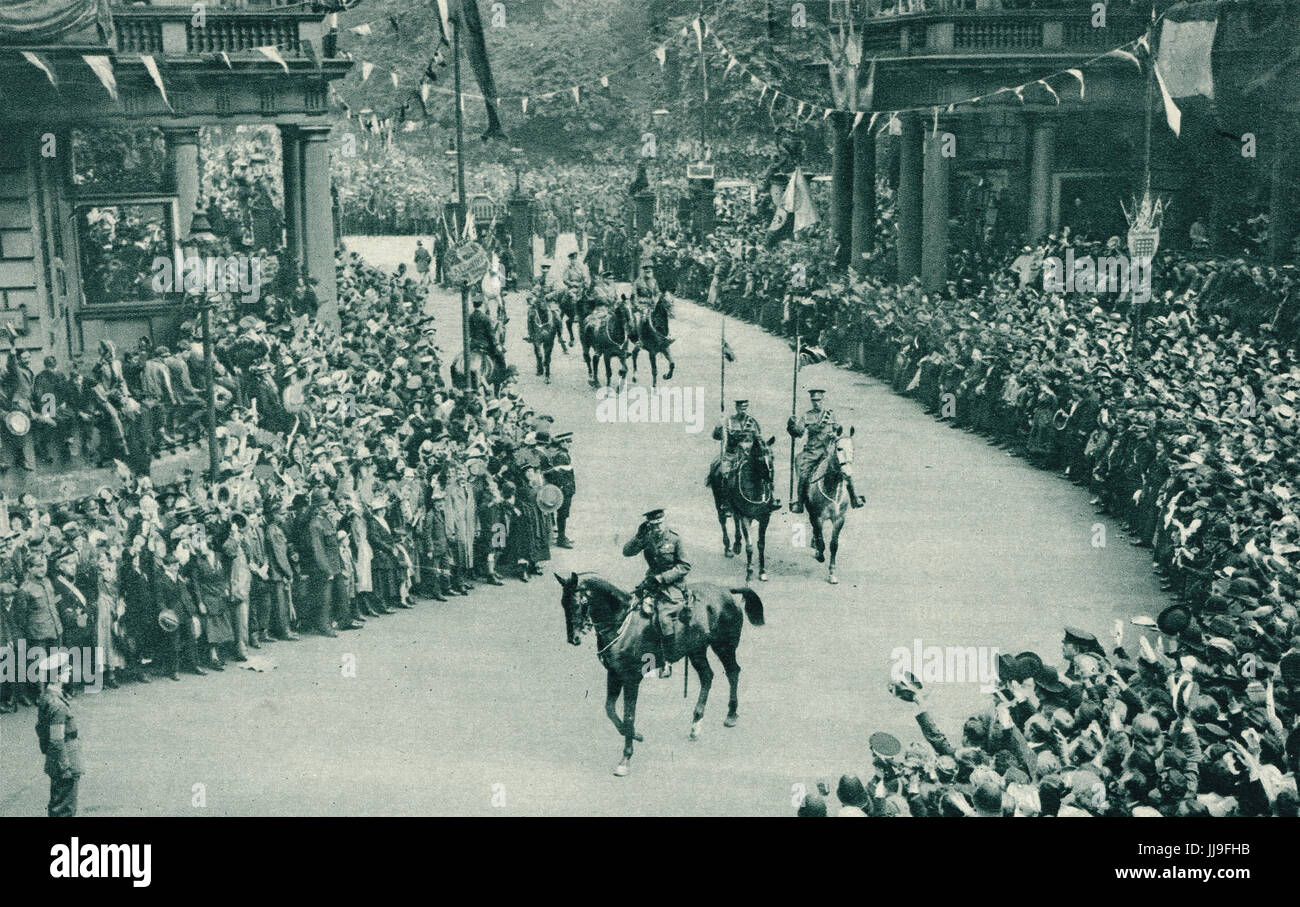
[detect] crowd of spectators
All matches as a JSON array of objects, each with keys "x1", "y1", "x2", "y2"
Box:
[
  {"x1": 648, "y1": 212, "x2": 1300, "y2": 815},
  {"x1": 0, "y1": 251, "x2": 575, "y2": 708}
]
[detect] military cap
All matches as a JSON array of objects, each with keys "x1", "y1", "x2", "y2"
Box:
[
  {"x1": 642, "y1": 508, "x2": 665, "y2": 521},
  {"x1": 734, "y1": 399, "x2": 748, "y2": 406},
  {"x1": 807, "y1": 388, "x2": 826, "y2": 397}
]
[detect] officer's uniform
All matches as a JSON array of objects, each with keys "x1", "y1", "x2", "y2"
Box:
[
  {"x1": 711, "y1": 410, "x2": 762, "y2": 484},
  {"x1": 36, "y1": 681, "x2": 82, "y2": 816},
  {"x1": 622, "y1": 511, "x2": 690, "y2": 675},
  {"x1": 468, "y1": 303, "x2": 507, "y2": 373},
  {"x1": 633, "y1": 271, "x2": 661, "y2": 308},
  {"x1": 789, "y1": 391, "x2": 862, "y2": 511}
]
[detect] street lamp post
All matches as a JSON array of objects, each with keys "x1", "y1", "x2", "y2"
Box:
[{"x1": 183, "y1": 207, "x2": 220, "y2": 482}]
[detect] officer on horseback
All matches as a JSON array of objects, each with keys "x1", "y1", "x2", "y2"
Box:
[
  {"x1": 633, "y1": 263, "x2": 660, "y2": 309},
  {"x1": 524, "y1": 268, "x2": 567, "y2": 352},
  {"x1": 788, "y1": 388, "x2": 864, "y2": 513},
  {"x1": 622, "y1": 508, "x2": 690, "y2": 679},
  {"x1": 710, "y1": 400, "x2": 781, "y2": 509},
  {"x1": 468, "y1": 291, "x2": 508, "y2": 376},
  {"x1": 562, "y1": 250, "x2": 591, "y2": 298}
]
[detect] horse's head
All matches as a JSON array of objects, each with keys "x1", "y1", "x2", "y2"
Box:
[
  {"x1": 555, "y1": 572, "x2": 585, "y2": 646},
  {"x1": 832, "y1": 426, "x2": 856, "y2": 477},
  {"x1": 757, "y1": 434, "x2": 776, "y2": 481}
]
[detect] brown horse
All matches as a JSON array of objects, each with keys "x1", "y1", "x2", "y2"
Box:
[
  {"x1": 630, "y1": 293, "x2": 677, "y2": 386},
  {"x1": 580, "y1": 297, "x2": 635, "y2": 389},
  {"x1": 802, "y1": 429, "x2": 856, "y2": 584},
  {"x1": 706, "y1": 435, "x2": 776, "y2": 582},
  {"x1": 556, "y1": 572, "x2": 764, "y2": 777},
  {"x1": 526, "y1": 297, "x2": 566, "y2": 384}
]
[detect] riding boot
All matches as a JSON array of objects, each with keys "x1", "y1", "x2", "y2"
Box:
[
  {"x1": 790, "y1": 478, "x2": 807, "y2": 513},
  {"x1": 846, "y1": 476, "x2": 866, "y2": 508},
  {"x1": 658, "y1": 638, "x2": 673, "y2": 679}
]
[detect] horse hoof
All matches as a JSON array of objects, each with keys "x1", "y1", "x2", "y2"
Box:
[
  {"x1": 814, "y1": 551, "x2": 826, "y2": 563},
  {"x1": 613, "y1": 764, "x2": 629, "y2": 777},
  {"x1": 759, "y1": 572, "x2": 769, "y2": 582},
  {"x1": 633, "y1": 733, "x2": 644, "y2": 742},
  {"x1": 724, "y1": 548, "x2": 735, "y2": 558},
  {"x1": 688, "y1": 723, "x2": 702, "y2": 741},
  {"x1": 745, "y1": 571, "x2": 753, "y2": 582},
  {"x1": 544, "y1": 377, "x2": 551, "y2": 384},
  {"x1": 828, "y1": 574, "x2": 839, "y2": 585},
  {"x1": 723, "y1": 715, "x2": 738, "y2": 728}
]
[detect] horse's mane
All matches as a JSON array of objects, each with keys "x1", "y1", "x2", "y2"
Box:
[{"x1": 581, "y1": 575, "x2": 630, "y2": 605}]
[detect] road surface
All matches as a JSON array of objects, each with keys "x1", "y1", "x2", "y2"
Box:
[{"x1": 0, "y1": 235, "x2": 1170, "y2": 816}]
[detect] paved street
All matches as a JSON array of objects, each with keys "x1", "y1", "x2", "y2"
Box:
[{"x1": 0, "y1": 236, "x2": 1171, "y2": 816}]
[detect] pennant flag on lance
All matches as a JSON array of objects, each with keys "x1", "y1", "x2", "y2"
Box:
[
  {"x1": 1065, "y1": 68, "x2": 1085, "y2": 98},
  {"x1": 350, "y1": 23, "x2": 371, "y2": 35},
  {"x1": 22, "y1": 52, "x2": 55, "y2": 86},
  {"x1": 390, "y1": 71, "x2": 399, "y2": 88},
  {"x1": 257, "y1": 46, "x2": 289, "y2": 73},
  {"x1": 82, "y1": 55, "x2": 117, "y2": 100},
  {"x1": 692, "y1": 17, "x2": 703, "y2": 51},
  {"x1": 140, "y1": 55, "x2": 170, "y2": 109},
  {"x1": 721, "y1": 339, "x2": 736, "y2": 362}
]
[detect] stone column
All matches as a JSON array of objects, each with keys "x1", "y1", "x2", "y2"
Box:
[
  {"x1": 164, "y1": 127, "x2": 201, "y2": 238},
  {"x1": 850, "y1": 122, "x2": 876, "y2": 272},
  {"x1": 278, "y1": 125, "x2": 304, "y2": 278},
  {"x1": 896, "y1": 113, "x2": 923, "y2": 283},
  {"x1": 508, "y1": 194, "x2": 534, "y2": 281},
  {"x1": 921, "y1": 120, "x2": 950, "y2": 291},
  {"x1": 298, "y1": 125, "x2": 338, "y2": 328},
  {"x1": 830, "y1": 112, "x2": 854, "y2": 268},
  {"x1": 1026, "y1": 115, "x2": 1056, "y2": 243}
]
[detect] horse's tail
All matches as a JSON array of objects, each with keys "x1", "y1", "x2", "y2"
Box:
[{"x1": 729, "y1": 588, "x2": 765, "y2": 627}]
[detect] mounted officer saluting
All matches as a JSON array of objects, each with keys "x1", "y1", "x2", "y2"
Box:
[
  {"x1": 788, "y1": 388, "x2": 864, "y2": 513},
  {"x1": 622, "y1": 508, "x2": 690, "y2": 679}
]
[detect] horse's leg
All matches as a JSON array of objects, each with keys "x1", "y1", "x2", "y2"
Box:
[
  {"x1": 631, "y1": 344, "x2": 640, "y2": 383},
  {"x1": 604, "y1": 671, "x2": 625, "y2": 737},
  {"x1": 663, "y1": 346, "x2": 676, "y2": 381},
  {"x1": 740, "y1": 515, "x2": 754, "y2": 583},
  {"x1": 809, "y1": 506, "x2": 826, "y2": 563},
  {"x1": 757, "y1": 511, "x2": 770, "y2": 582},
  {"x1": 828, "y1": 512, "x2": 843, "y2": 585},
  {"x1": 649, "y1": 350, "x2": 659, "y2": 388},
  {"x1": 686, "y1": 649, "x2": 714, "y2": 741},
  {"x1": 713, "y1": 641, "x2": 741, "y2": 727},
  {"x1": 614, "y1": 677, "x2": 640, "y2": 776},
  {"x1": 713, "y1": 482, "x2": 733, "y2": 556},
  {"x1": 617, "y1": 353, "x2": 628, "y2": 387},
  {"x1": 533, "y1": 341, "x2": 544, "y2": 377}
]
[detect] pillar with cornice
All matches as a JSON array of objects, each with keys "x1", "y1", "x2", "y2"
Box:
[
  {"x1": 1026, "y1": 115, "x2": 1056, "y2": 243},
  {"x1": 830, "y1": 112, "x2": 854, "y2": 269},
  {"x1": 279, "y1": 124, "x2": 304, "y2": 280},
  {"x1": 299, "y1": 125, "x2": 338, "y2": 327},
  {"x1": 921, "y1": 119, "x2": 950, "y2": 290},
  {"x1": 164, "y1": 128, "x2": 201, "y2": 238},
  {"x1": 895, "y1": 113, "x2": 923, "y2": 283},
  {"x1": 850, "y1": 122, "x2": 875, "y2": 272}
]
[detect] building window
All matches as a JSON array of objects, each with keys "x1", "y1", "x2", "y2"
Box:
[{"x1": 75, "y1": 199, "x2": 179, "y2": 306}]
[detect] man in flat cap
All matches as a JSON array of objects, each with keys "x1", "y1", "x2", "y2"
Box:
[
  {"x1": 788, "y1": 388, "x2": 863, "y2": 513},
  {"x1": 622, "y1": 508, "x2": 690, "y2": 679}
]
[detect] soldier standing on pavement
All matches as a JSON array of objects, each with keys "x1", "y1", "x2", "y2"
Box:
[{"x1": 35, "y1": 652, "x2": 83, "y2": 817}]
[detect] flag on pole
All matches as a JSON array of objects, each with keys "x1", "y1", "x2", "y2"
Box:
[
  {"x1": 462, "y1": 210, "x2": 476, "y2": 241},
  {"x1": 442, "y1": 0, "x2": 507, "y2": 140},
  {"x1": 1154, "y1": 17, "x2": 1218, "y2": 136},
  {"x1": 721, "y1": 339, "x2": 736, "y2": 362},
  {"x1": 361, "y1": 61, "x2": 374, "y2": 82},
  {"x1": 350, "y1": 23, "x2": 372, "y2": 36}
]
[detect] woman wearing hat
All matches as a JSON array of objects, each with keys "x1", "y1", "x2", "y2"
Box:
[{"x1": 187, "y1": 528, "x2": 234, "y2": 670}]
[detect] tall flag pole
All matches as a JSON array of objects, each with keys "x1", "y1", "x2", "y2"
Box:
[
  {"x1": 789, "y1": 315, "x2": 800, "y2": 505},
  {"x1": 453, "y1": 14, "x2": 472, "y2": 390}
]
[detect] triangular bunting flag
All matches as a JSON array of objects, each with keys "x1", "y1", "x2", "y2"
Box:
[
  {"x1": 82, "y1": 55, "x2": 117, "y2": 101},
  {"x1": 257, "y1": 46, "x2": 289, "y2": 73},
  {"x1": 361, "y1": 61, "x2": 374, "y2": 82},
  {"x1": 1037, "y1": 80, "x2": 1059, "y2": 105},
  {"x1": 1065, "y1": 68, "x2": 1085, "y2": 99},
  {"x1": 22, "y1": 52, "x2": 55, "y2": 86},
  {"x1": 654, "y1": 44, "x2": 666, "y2": 68},
  {"x1": 1107, "y1": 48, "x2": 1142, "y2": 70},
  {"x1": 852, "y1": 111, "x2": 864, "y2": 132},
  {"x1": 219, "y1": 52, "x2": 232, "y2": 69},
  {"x1": 350, "y1": 23, "x2": 372, "y2": 36},
  {"x1": 140, "y1": 55, "x2": 170, "y2": 109},
  {"x1": 725, "y1": 56, "x2": 737, "y2": 78}
]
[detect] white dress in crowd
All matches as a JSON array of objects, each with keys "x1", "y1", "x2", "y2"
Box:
[
  {"x1": 95, "y1": 557, "x2": 127, "y2": 671},
  {"x1": 351, "y1": 508, "x2": 374, "y2": 595}
]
